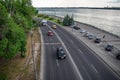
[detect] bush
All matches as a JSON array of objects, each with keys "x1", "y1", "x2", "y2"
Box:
[
  {"x1": 48, "y1": 17, "x2": 54, "y2": 20},
  {"x1": 37, "y1": 14, "x2": 44, "y2": 17},
  {"x1": 57, "y1": 19, "x2": 61, "y2": 23},
  {"x1": 43, "y1": 15, "x2": 49, "y2": 18}
]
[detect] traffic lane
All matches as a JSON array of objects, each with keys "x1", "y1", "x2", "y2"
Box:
[
  {"x1": 54, "y1": 25, "x2": 119, "y2": 80},
  {"x1": 41, "y1": 26, "x2": 64, "y2": 80},
  {"x1": 41, "y1": 26, "x2": 78, "y2": 80},
  {"x1": 40, "y1": 26, "x2": 78, "y2": 80},
  {"x1": 40, "y1": 26, "x2": 57, "y2": 80},
  {"x1": 48, "y1": 28, "x2": 80, "y2": 80},
  {"x1": 54, "y1": 28, "x2": 99, "y2": 80}
]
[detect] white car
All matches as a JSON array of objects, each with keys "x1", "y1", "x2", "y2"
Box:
[
  {"x1": 80, "y1": 29, "x2": 87, "y2": 33},
  {"x1": 84, "y1": 32, "x2": 91, "y2": 37},
  {"x1": 88, "y1": 34, "x2": 96, "y2": 39}
]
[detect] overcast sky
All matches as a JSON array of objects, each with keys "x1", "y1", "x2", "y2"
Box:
[{"x1": 31, "y1": 0, "x2": 120, "y2": 7}]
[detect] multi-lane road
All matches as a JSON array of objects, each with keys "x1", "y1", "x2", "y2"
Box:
[{"x1": 40, "y1": 21, "x2": 120, "y2": 80}]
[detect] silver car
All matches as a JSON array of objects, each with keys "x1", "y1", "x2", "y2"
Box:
[{"x1": 80, "y1": 29, "x2": 87, "y2": 33}]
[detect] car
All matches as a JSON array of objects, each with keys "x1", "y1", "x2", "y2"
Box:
[
  {"x1": 47, "y1": 30, "x2": 53, "y2": 36},
  {"x1": 73, "y1": 26, "x2": 80, "y2": 30},
  {"x1": 116, "y1": 53, "x2": 120, "y2": 60},
  {"x1": 88, "y1": 34, "x2": 96, "y2": 39},
  {"x1": 95, "y1": 37, "x2": 101, "y2": 43},
  {"x1": 80, "y1": 29, "x2": 87, "y2": 33},
  {"x1": 52, "y1": 25, "x2": 57, "y2": 29},
  {"x1": 105, "y1": 44, "x2": 114, "y2": 51},
  {"x1": 84, "y1": 32, "x2": 91, "y2": 37},
  {"x1": 56, "y1": 47, "x2": 66, "y2": 60}
]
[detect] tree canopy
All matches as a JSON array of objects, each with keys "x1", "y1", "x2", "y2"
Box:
[
  {"x1": 63, "y1": 14, "x2": 74, "y2": 26},
  {"x1": 0, "y1": 0, "x2": 36, "y2": 59}
]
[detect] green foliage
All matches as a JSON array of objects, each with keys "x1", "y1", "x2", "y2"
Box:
[
  {"x1": 35, "y1": 9, "x2": 38, "y2": 15},
  {"x1": 48, "y1": 17, "x2": 54, "y2": 20},
  {"x1": 3, "y1": 20, "x2": 25, "y2": 59},
  {"x1": 63, "y1": 14, "x2": 74, "y2": 26},
  {"x1": 63, "y1": 14, "x2": 70, "y2": 26},
  {"x1": 0, "y1": 0, "x2": 35, "y2": 59},
  {"x1": 37, "y1": 14, "x2": 44, "y2": 17},
  {"x1": 0, "y1": 73, "x2": 8, "y2": 80},
  {"x1": 69, "y1": 17, "x2": 74, "y2": 25},
  {"x1": 12, "y1": 13, "x2": 30, "y2": 30},
  {"x1": 0, "y1": 38, "x2": 8, "y2": 56},
  {"x1": 56, "y1": 19, "x2": 61, "y2": 23},
  {"x1": 0, "y1": 4, "x2": 9, "y2": 26},
  {"x1": 43, "y1": 15, "x2": 49, "y2": 18}
]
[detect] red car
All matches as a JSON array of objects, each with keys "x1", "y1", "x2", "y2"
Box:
[{"x1": 48, "y1": 30, "x2": 53, "y2": 36}]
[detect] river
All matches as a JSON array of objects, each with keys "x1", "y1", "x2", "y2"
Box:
[{"x1": 38, "y1": 8, "x2": 120, "y2": 37}]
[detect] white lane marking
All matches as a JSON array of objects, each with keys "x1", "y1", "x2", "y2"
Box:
[
  {"x1": 39, "y1": 27, "x2": 45, "y2": 80},
  {"x1": 77, "y1": 49, "x2": 83, "y2": 54},
  {"x1": 91, "y1": 64, "x2": 98, "y2": 73},
  {"x1": 47, "y1": 24, "x2": 84, "y2": 80},
  {"x1": 56, "y1": 60, "x2": 59, "y2": 67}
]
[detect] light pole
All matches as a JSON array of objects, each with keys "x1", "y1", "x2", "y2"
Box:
[{"x1": 30, "y1": 30, "x2": 38, "y2": 80}]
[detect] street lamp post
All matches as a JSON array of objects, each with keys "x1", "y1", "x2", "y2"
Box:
[{"x1": 30, "y1": 30, "x2": 38, "y2": 80}]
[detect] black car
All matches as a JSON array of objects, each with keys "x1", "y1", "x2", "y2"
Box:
[
  {"x1": 56, "y1": 47, "x2": 66, "y2": 60},
  {"x1": 105, "y1": 44, "x2": 114, "y2": 51},
  {"x1": 116, "y1": 53, "x2": 120, "y2": 60},
  {"x1": 73, "y1": 26, "x2": 80, "y2": 30},
  {"x1": 95, "y1": 38, "x2": 101, "y2": 43}
]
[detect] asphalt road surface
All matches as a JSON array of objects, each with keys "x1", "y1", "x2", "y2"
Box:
[{"x1": 40, "y1": 21, "x2": 120, "y2": 80}]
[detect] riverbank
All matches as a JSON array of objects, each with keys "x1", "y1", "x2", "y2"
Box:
[
  {"x1": 54, "y1": 15, "x2": 120, "y2": 38},
  {"x1": 76, "y1": 21, "x2": 120, "y2": 38}
]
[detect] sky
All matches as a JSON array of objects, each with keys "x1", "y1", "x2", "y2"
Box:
[{"x1": 31, "y1": 0, "x2": 120, "y2": 7}]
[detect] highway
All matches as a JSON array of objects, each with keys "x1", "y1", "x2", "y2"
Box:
[{"x1": 40, "y1": 21, "x2": 120, "y2": 80}]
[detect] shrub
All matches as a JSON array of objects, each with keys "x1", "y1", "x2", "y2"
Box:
[
  {"x1": 43, "y1": 15, "x2": 49, "y2": 18},
  {"x1": 48, "y1": 17, "x2": 54, "y2": 20},
  {"x1": 37, "y1": 14, "x2": 44, "y2": 17}
]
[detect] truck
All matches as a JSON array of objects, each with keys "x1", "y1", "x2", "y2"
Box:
[{"x1": 41, "y1": 19, "x2": 47, "y2": 26}]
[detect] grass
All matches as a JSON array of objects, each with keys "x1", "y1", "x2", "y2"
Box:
[
  {"x1": 0, "y1": 27, "x2": 41, "y2": 80},
  {"x1": 38, "y1": 14, "x2": 63, "y2": 26}
]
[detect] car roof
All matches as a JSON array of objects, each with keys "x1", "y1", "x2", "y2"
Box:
[
  {"x1": 107, "y1": 44, "x2": 113, "y2": 46},
  {"x1": 107, "y1": 44, "x2": 113, "y2": 47},
  {"x1": 48, "y1": 30, "x2": 52, "y2": 32},
  {"x1": 96, "y1": 37, "x2": 101, "y2": 39}
]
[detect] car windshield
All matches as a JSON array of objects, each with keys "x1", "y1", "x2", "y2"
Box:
[
  {"x1": 60, "y1": 50, "x2": 64, "y2": 53},
  {"x1": 108, "y1": 45, "x2": 112, "y2": 47}
]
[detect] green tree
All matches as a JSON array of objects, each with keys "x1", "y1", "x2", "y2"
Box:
[
  {"x1": 63, "y1": 14, "x2": 70, "y2": 26},
  {"x1": 69, "y1": 16, "x2": 74, "y2": 25},
  {"x1": 0, "y1": 0, "x2": 35, "y2": 59},
  {"x1": 63, "y1": 14, "x2": 74, "y2": 26}
]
